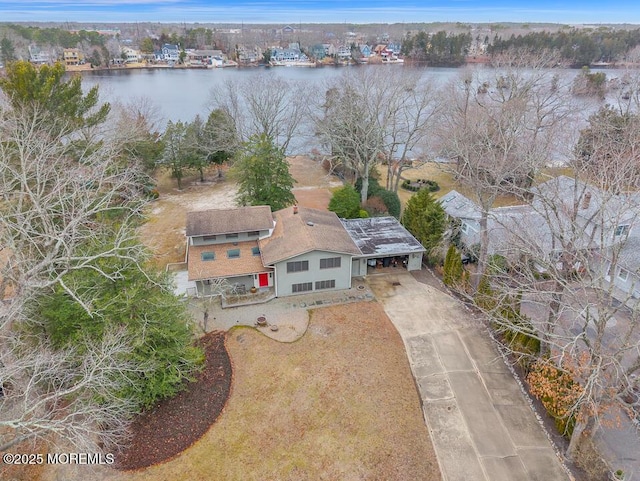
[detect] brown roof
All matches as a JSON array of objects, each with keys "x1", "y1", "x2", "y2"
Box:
[
  {"x1": 259, "y1": 206, "x2": 361, "y2": 265},
  {"x1": 188, "y1": 241, "x2": 271, "y2": 281},
  {"x1": 186, "y1": 206, "x2": 273, "y2": 237}
]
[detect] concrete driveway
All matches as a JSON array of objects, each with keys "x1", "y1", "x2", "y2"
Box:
[{"x1": 367, "y1": 271, "x2": 569, "y2": 481}]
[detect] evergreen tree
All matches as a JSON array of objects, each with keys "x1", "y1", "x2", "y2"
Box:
[
  {"x1": 231, "y1": 134, "x2": 296, "y2": 211},
  {"x1": 329, "y1": 184, "x2": 361, "y2": 219},
  {"x1": 0, "y1": 61, "x2": 109, "y2": 134},
  {"x1": 401, "y1": 189, "x2": 446, "y2": 259},
  {"x1": 0, "y1": 37, "x2": 16, "y2": 64}
]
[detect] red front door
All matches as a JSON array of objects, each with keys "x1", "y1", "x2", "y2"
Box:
[{"x1": 258, "y1": 273, "x2": 269, "y2": 287}]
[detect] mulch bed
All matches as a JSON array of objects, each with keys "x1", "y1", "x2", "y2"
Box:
[{"x1": 115, "y1": 331, "x2": 232, "y2": 470}]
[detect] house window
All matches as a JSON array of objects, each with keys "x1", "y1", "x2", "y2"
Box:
[
  {"x1": 203, "y1": 235, "x2": 217, "y2": 242},
  {"x1": 201, "y1": 252, "x2": 215, "y2": 261},
  {"x1": 292, "y1": 282, "x2": 313, "y2": 293},
  {"x1": 614, "y1": 224, "x2": 630, "y2": 237},
  {"x1": 315, "y1": 279, "x2": 336, "y2": 290},
  {"x1": 287, "y1": 260, "x2": 309, "y2": 273},
  {"x1": 320, "y1": 257, "x2": 341, "y2": 269},
  {"x1": 225, "y1": 233, "x2": 238, "y2": 240},
  {"x1": 252, "y1": 246, "x2": 260, "y2": 256},
  {"x1": 247, "y1": 231, "x2": 260, "y2": 237},
  {"x1": 227, "y1": 249, "x2": 240, "y2": 259},
  {"x1": 617, "y1": 268, "x2": 629, "y2": 282}
]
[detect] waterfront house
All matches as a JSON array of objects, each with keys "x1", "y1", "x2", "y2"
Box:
[
  {"x1": 63, "y1": 48, "x2": 84, "y2": 66},
  {"x1": 28, "y1": 45, "x2": 51, "y2": 65},
  {"x1": 185, "y1": 205, "x2": 425, "y2": 298},
  {"x1": 161, "y1": 44, "x2": 180, "y2": 62}
]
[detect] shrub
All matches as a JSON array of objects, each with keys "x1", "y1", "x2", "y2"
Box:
[
  {"x1": 355, "y1": 177, "x2": 401, "y2": 218},
  {"x1": 377, "y1": 189, "x2": 401, "y2": 218},
  {"x1": 527, "y1": 362, "x2": 581, "y2": 438},
  {"x1": 364, "y1": 196, "x2": 388, "y2": 216},
  {"x1": 401, "y1": 178, "x2": 440, "y2": 193},
  {"x1": 443, "y1": 245, "x2": 466, "y2": 288},
  {"x1": 329, "y1": 184, "x2": 361, "y2": 219}
]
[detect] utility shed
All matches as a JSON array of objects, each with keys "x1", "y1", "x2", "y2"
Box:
[{"x1": 341, "y1": 217, "x2": 425, "y2": 275}]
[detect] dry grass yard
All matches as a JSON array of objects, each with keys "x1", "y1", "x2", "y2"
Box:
[{"x1": 43, "y1": 302, "x2": 439, "y2": 481}]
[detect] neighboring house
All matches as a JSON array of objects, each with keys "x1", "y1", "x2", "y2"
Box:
[
  {"x1": 121, "y1": 47, "x2": 141, "y2": 63},
  {"x1": 336, "y1": 45, "x2": 352, "y2": 60},
  {"x1": 600, "y1": 236, "x2": 640, "y2": 300},
  {"x1": 531, "y1": 176, "x2": 640, "y2": 249},
  {"x1": 359, "y1": 44, "x2": 372, "y2": 57},
  {"x1": 63, "y1": 48, "x2": 84, "y2": 66},
  {"x1": 28, "y1": 45, "x2": 51, "y2": 65},
  {"x1": 439, "y1": 189, "x2": 545, "y2": 260},
  {"x1": 161, "y1": 44, "x2": 180, "y2": 62},
  {"x1": 185, "y1": 205, "x2": 425, "y2": 298},
  {"x1": 270, "y1": 47, "x2": 308, "y2": 63},
  {"x1": 237, "y1": 45, "x2": 261, "y2": 64},
  {"x1": 309, "y1": 44, "x2": 326, "y2": 60},
  {"x1": 439, "y1": 190, "x2": 483, "y2": 248},
  {"x1": 440, "y1": 176, "x2": 640, "y2": 301},
  {"x1": 187, "y1": 49, "x2": 224, "y2": 66}
]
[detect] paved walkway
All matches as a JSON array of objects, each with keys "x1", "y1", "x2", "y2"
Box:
[
  {"x1": 368, "y1": 271, "x2": 569, "y2": 481},
  {"x1": 187, "y1": 278, "x2": 374, "y2": 342}
]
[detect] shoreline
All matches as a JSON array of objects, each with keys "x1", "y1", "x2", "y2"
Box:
[{"x1": 45, "y1": 59, "x2": 640, "y2": 75}]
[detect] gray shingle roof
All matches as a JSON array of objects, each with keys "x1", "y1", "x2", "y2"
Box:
[
  {"x1": 259, "y1": 206, "x2": 360, "y2": 265},
  {"x1": 186, "y1": 206, "x2": 273, "y2": 237},
  {"x1": 439, "y1": 189, "x2": 482, "y2": 220}
]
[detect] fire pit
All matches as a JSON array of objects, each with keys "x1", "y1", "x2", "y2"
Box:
[{"x1": 256, "y1": 316, "x2": 267, "y2": 326}]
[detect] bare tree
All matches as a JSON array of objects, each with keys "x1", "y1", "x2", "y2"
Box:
[
  {"x1": 0, "y1": 329, "x2": 141, "y2": 452},
  {"x1": 313, "y1": 68, "x2": 441, "y2": 203},
  {"x1": 379, "y1": 69, "x2": 443, "y2": 192},
  {"x1": 0, "y1": 106, "x2": 147, "y2": 315},
  {"x1": 208, "y1": 75, "x2": 308, "y2": 152},
  {"x1": 437, "y1": 57, "x2": 577, "y2": 285},
  {"x1": 314, "y1": 69, "x2": 385, "y2": 204},
  {"x1": 0, "y1": 104, "x2": 151, "y2": 454}
]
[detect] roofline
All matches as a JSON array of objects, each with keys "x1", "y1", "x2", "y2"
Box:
[{"x1": 353, "y1": 249, "x2": 426, "y2": 259}]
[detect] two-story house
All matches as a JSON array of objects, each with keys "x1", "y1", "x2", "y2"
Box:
[
  {"x1": 185, "y1": 205, "x2": 425, "y2": 299},
  {"x1": 440, "y1": 176, "x2": 640, "y2": 301},
  {"x1": 161, "y1": 44, "x2": 180, "y2": 62},
  {"x1": 186, "y1": 205, "x2": 275, "y2": 297},
  {"x1": 63, "y1": 48, "x2": 84, "y2": 66}
]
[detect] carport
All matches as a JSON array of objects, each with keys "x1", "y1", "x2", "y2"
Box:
[{"x1": 341, "y1": 217, "x2": 426, "y2": 276}]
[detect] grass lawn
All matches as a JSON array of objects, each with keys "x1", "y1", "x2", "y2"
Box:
[
  {"x1": 72, "y1": 302, "x2": 439, "y2": 481},
  {"x1": 378, "y1": 161, "x2": 570, "y2": 209}
]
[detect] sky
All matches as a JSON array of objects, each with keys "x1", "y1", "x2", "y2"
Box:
[{"x1": 1, "y1": 0, "x2": 639, "y2": 25}]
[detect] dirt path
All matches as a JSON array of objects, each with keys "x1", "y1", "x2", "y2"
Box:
[{"x1": 140, "y1": 156, "x2": 340, "y2": 268}]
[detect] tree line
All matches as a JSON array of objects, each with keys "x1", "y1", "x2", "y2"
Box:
[
  {"x1": 490, "y1": 27, "x2": 640, "y2": 66},
  {"x1": 0, "y1": 61, "x2": 202, "y2": 453}
]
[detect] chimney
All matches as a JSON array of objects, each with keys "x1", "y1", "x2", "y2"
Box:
[
  {"x1": 581, "y1": 191, "x2": 592, "y2": 210},
  {"x1": 293, "y1": 205, "x2": 298, "y2": 214}
]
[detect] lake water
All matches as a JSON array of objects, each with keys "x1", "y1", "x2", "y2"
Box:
[
  {"x1": 81, "y1": 65, "x2": 459, "y2": 123},
  {"x1": 80, "y1": 65, "x2": 635, "y2": 155}
]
